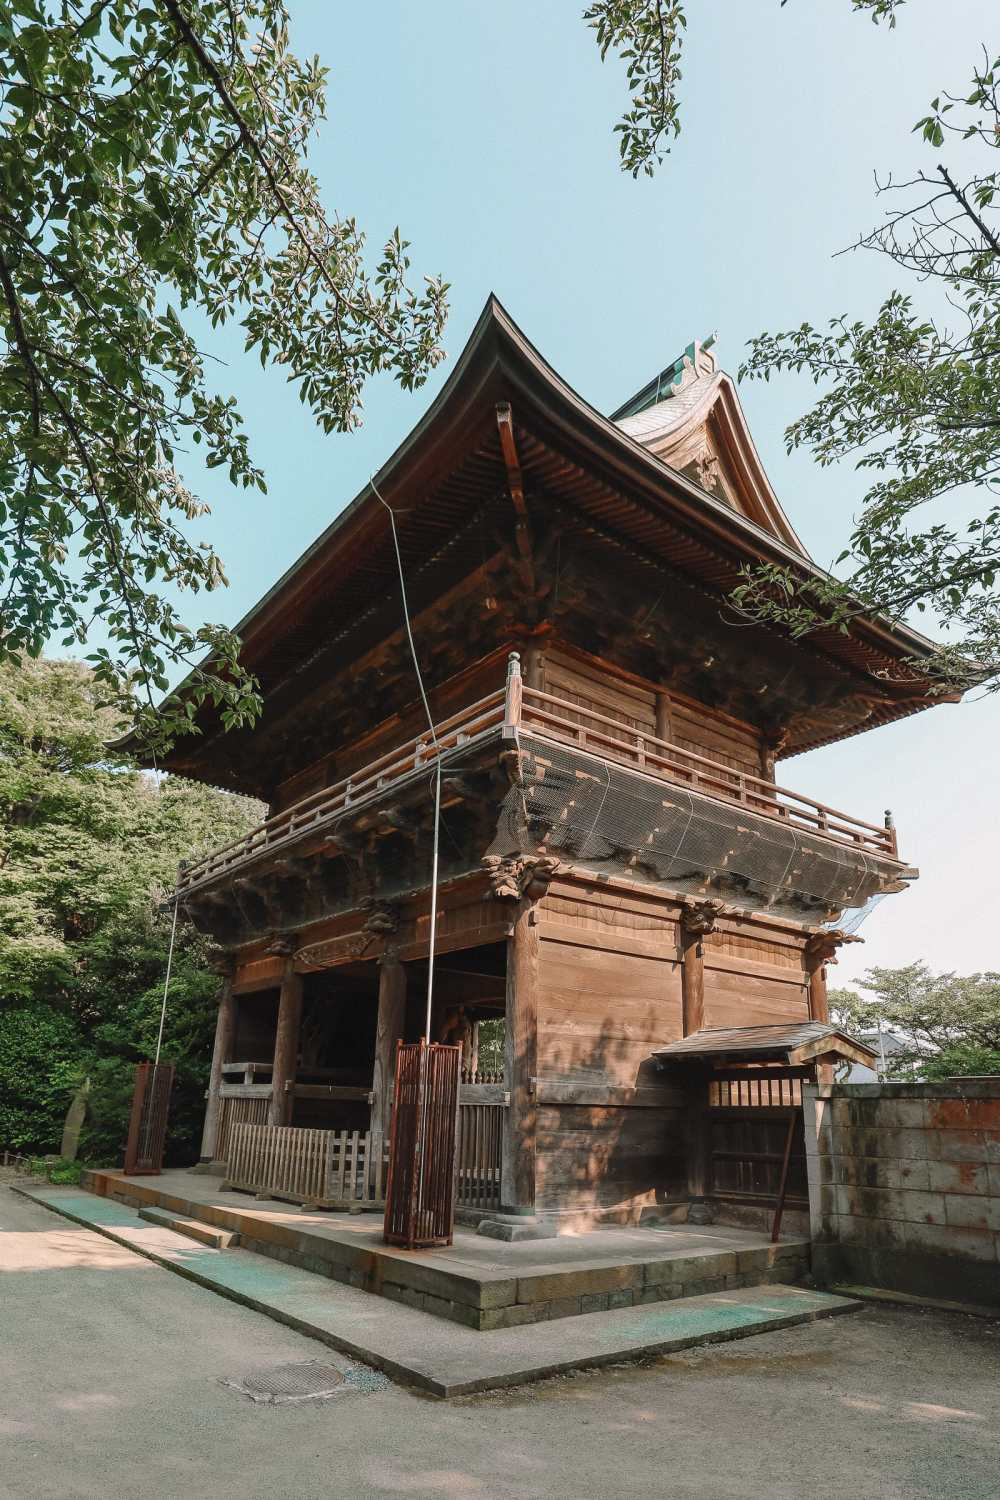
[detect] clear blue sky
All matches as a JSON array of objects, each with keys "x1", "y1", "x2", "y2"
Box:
[{"x1": 175, "y1": 0, "x2": 996, "y2": 987}]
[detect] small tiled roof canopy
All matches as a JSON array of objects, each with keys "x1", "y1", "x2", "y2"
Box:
[{"x1": 653, "y1": 1022, "x2": 877, "y2": 1070}]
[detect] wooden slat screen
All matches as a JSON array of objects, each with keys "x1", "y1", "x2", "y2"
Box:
[{"x1": 455, "y1": 1102, "x2": 504, "y2": 1212}]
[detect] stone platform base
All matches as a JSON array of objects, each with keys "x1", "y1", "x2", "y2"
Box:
[{"x1": 82, "y1": 1167, "x2": 810, "y2": 1332}]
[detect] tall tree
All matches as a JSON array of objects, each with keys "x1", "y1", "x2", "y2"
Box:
[
  {"x1": 832, "y1": 964, "x2": 1000, "y2": 1078},
  {"x1": 0, "y1": 656, "x2": 262, "y2": 1157},
  {"x1": 735, "y1": 50, "x2": 1000, "y2": 695},
  {"x1": 0, "y1": 1, "x2": 447, "y2": 750}
]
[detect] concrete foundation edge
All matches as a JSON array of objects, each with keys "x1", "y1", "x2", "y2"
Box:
[{"x1": 812, "y1": 1242, "x2": 1000, "y2": 1312}]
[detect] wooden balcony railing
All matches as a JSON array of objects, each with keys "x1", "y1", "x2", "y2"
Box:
[
  {"x1": 518, "y1": 684, "x2": 899, "y2": 859},
  {"x1": 177, "y1": 688, "x2": 509, "y2": 892},
  {"x1": 178, "y1": 654, "x2": 899, "y2": 895}
]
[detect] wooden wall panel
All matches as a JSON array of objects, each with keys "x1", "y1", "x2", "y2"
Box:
[
  {"x1": 535, "y1": 1103, "x2": 686, "y2": 1213},
  {"x1": 702, "y1": 965, "x2": 810, "y2": 1028},
  {"x1": 669, "y1": 698, "x2": 762, "y2": 778},
  {"x1": 536, "y1": 936, "x2": 682, "y2": 1085},
  {"x1": 544, "y1": 645, "x2": 765, "y2": 780},
  {"x1": 544, "y1": 651, "x2": 655, "y2": 733},
  {"x1": 270, "y1": 651, "x2": 506, "y2": 816}
]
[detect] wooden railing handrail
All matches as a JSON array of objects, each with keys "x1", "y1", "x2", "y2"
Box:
[
  {"x1": 178, "y1": 688, "x2": 508, "y2": 891},
  {"x1": 177, "y1": 660, "x2": 898, "y2": 894},
  {"x1": 519, "y1": 685, "x2": 896, "y2": 856}
]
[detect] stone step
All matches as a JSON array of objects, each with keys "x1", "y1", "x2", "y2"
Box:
[
  {"x1": 13, "y1": 1183, "x2": 862, "y2": 1399},
  {"x1": 137, "y1": 1205, "x2": 239, "y2": 1249}
]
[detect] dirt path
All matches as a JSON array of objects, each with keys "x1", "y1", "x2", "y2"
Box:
[{"x1": 2, "y1": 1187, "x2": 998, "y2": 1500}]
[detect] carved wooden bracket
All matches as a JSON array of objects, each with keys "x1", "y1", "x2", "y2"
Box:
[
  {"x1": 295, "y1": 931, "x2": 372, "y2": 968},
  {"x1": 265, "y1": 933, "x2": 296, "y2": 958},
  {"x1": 205, "y1": 946, "x2": 236, "y2": 978},
  {"x1": 805, "y1": 928, "x2": 862, "y2": 970},
  {"x1": 360, "y1": 896, "x2": 401, "y2": 936},
  {"x1": 679, "y1": 896, "x2": 730, "y2": 937},
  {"x1": 482, "y1": 853, "x2": 561, "y2": 902}
]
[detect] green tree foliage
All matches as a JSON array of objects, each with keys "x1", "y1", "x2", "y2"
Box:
[
  {"x1": 0, "y1": 1, "x2": 447, "y2": 750},
  {"x1": 0, "y1": 656, "x2": 262, "y2": 1158},
  {"x1": 585, "y1": 0, "x2": 907, "y2": 177},
  {"x1": 831, "y1": 963, "x2": 1000, "y2": 1079},
  {"x1": 735, "y1": 50, "x2": 1000, "y2": 694}
]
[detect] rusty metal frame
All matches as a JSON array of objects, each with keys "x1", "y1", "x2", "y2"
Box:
[
  {"x1": 123, "y1": 1061, "x2": 175, "y2": 1175},
  {"x1": 383, "y1": 1040, "x2": 461, "y2": 1249}
]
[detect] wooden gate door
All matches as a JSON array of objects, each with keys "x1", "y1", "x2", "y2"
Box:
[{"x1": 707, "y1": 1068, "x2": 808, "y2": 1207}]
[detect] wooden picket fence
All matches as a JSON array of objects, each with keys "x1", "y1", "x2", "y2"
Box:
[
  {"x1": 226, "y1": 1123, "x2": 384, "y2": 1208},
  {"x1": 216, "y1": 1094, "x2": 270, "y2": 1165}
]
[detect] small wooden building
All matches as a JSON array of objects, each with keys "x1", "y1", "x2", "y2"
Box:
[{"x1": 141, "y1": 298, "x2": 948, "y2": 1226}]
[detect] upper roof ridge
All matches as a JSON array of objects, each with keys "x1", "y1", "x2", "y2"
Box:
[{"x1": 609, "y1": 334, "x2": 718, "y2": 422}]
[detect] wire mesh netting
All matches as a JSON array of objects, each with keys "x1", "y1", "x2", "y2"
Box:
[{"x1": 489, "y1": 735, "x2": 902, "y2": 919}]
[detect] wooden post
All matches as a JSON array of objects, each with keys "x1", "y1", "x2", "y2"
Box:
[
  {"x1": 684, "y1": 1065, "x2": 711, "y2": 1206},
  {"x1": 370, "y1": 955, "x2": 406, "y2": 1184},
  {"x1": 678, "y1": 900, "x2": 724, "y2": 1037},
  {"x1": 200, "y1": 969, "x2": 235, "y2": 1162},
  {"x1": 501, "y1": 899, "x2": 538, "y2": 1213},
  {"x1": 805, "y1": 930, "x2": 853, "y2": 1092},
  {"x1": 523, "y1": 642, "x2": 545, "y2": 692},
  {"x1": 808, "y1": 957, "x2": 829, "y2": 1025},
  {"x1": 270, "y1": 953, "x2": 302, "y2": 1127},
  {"x1": 680, "y1": 922, "x2": 705, "y2": 1038},
  {"x1": 655, "y1": 690, "x2": 672, "y2": 744}
]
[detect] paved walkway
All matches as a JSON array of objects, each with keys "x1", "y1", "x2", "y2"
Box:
[
  {"x1": 3, "y1": 1186, "x2": 999, "y2": 1500},
  {"x1": 15, "y1": 1184, "x2": 850, "y2": 1396}
]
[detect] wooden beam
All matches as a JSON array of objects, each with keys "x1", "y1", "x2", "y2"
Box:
[
  {"x1": 502, "y1": 900, "x2": 539, "y2": 1213},
  {"x1": 370, "y1": 956, "x2": 407, "y2": 1180},
  {"x1": 269, "y1": 957, "x2": 302, "y2": 1126}
]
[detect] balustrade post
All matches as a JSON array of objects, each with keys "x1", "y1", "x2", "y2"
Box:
[
  {"x1": 502, "y1": 651, "x2": 523, "y2": 737},
  {"x1": 884, "y1": 807, "x2": 897, "y2": 857}
]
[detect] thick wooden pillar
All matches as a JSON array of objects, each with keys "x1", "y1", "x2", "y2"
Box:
[
  {"x1": 655, "y1": 690, "x2": 673, "y2": 744},
  {"x1": 680, "y1": 923, "x2": 705, "y2": 1037},
  {"x1": 806, "y1": 932, "x2": 840, "y2": 1092},
  {"x1": 501, "y1": 899, "x2": 539, "y2": 1213},
  {"x1": 370, "y1": 955, "x2": 406, "y2": 1178},
  {"x1": 679, "y1": 899, "x2": 726, "y2": 1036},
  {"x1": 523, "y1": 642, "x2": 545, "y2": 692},
  {"x1": 270, "y1": 953, "x2": 302, "y2": 1127},
  {"x1": 808, "y1": 958, "x2": 829, "y2": 1024},
  {"x1": 200, "y1": 969, "x2": 235, "y2": 1162}
]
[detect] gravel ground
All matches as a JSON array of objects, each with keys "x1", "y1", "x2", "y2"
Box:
[{"x1": 2, "y1": 1186, "x2": 998, "y2": 1500}]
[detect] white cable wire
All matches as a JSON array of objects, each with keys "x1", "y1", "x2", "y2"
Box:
[
  {"x1": 153, "y1": 886, "x2": 180, "y2": 1067},
  {"x1": 370, "y1": 476, "x2": 442, "y2": 1041}
]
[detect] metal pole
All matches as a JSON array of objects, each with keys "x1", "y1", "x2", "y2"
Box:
[{"x1": 425, "y1": 757, "x2": 442, "y2": 1042}]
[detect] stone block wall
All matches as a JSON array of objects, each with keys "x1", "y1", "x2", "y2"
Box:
[{"x1": 803, "y1": 1080, "x2": 1000, "y2": 1309}]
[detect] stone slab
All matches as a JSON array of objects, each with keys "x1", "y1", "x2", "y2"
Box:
[
  {"x1": 14, "y1": 1184, "x2": 860, "y2": 1399},
  {"x1": 82, "y1": 1167, "x2": 810, "y2": 1329}
]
